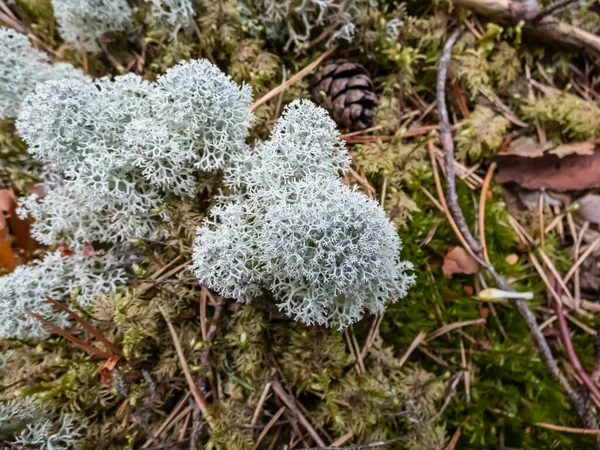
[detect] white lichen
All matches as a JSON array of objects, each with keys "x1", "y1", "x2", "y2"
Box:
[
  {"x1": 0, "y1": 398, "x2": 86, "y2": 449},
  {"x1": 0, "y1": 251, "x2": 127, "y2": 340},
  {"x1": 145, "y1": 0, "x2": 198, "y2": 33},
  {"x1": 51, "y1": 0, "x2": 133, "y2": 52},
  {"x1": 240, "y1": 0, "x2": 378, "y2": 50},
  {"x1": 192, "y1": 100, "x2": 415, "y2": 329},
  {"x1": 16, "y1": 59, "x2": 252, "y2": 247},
  {"x1": 0, "y1": 27, "x2": 87, "y2": 119}
]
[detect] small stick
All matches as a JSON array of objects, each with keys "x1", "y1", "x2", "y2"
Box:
[
  {"x1": 428, "y1": 142, "x2": 486, "y2": 266},
  {"x1": 255, "y1": 407, "x2": 286, "y2": 449},
  {"x1": 178, "y1": 411, "x2": 191, "y2": 441},
  {"x1": 343, "y1": 330, "x2": 361, "y2": 374},
  {"x1": 444, "y1": 427, "x2": 461, "y2": 450},
  {"x1": 349, "y1": 327, "x2": 366, "y2": 373},
  {"x1": 537, "y1": 251, "x2": 575, "y2": 305},
  {"x1": 271, "y1": 380, "x2": 326, "y2": 447},
  {"x1": 251, "y1": 46, "x2": 337, "y2": 111},
  {"x1": 380, "y1": 177, "x2": 388, "y2": 208},
  {"x1": 347, "y1": 167, "x2": 376, "y2": 196},
  {"x1": 460, "y1": 338, "x2": 470, "y2": 403},
  {"x1": 425, "y1": 319, "x2": 486, "y2": 342},
  {"x1": 533, "y1": 0, "x2": 579, "y2": 21},
  {"x1": 45, "y1": 296, "x2": 122, "y2": 356},
  {"x1": 478, "y1": 162, "x2": 496, "y2": 265},
  {"x1": 98, "y1": 40, "x2": 127, "y2": 74},
  {"x1": 251, "y1": 382, "x2": 272, "y2": 426},
  {"x1": 538, "y1": 194, "x2": 546, "y2": 250},
  {"x1": 436, "y1": 27, "x2": 481, "y2": 253},
  {"x1": 493, "y1": 409, "x2": 600, "y2": 435},
  {"x1": 159, "y1": 307, "x2": 209, "y2": 415},
  {"x1": 554, "y1": 284, "x2": 600, "y2": 403},
  {"x1": 329, "y1": 432, "x2": 353, "y2": 447},
  {"x1": 564, "y1": 237, "x2": 600, "y2": 283},
  {"x1": 398, "y1": 331, "x2": 427, "y2": 368},
  {"x1": 142, "y1": 392, "x2": 192, "y2": 448},
  {"x1": 27, "y1": 311, "x2": 112, "y2": 359},
  {"x1": 200, "y1": 288, "x2": 208, "y2": 341}
]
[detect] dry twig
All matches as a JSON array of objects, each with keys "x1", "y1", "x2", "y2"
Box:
[
  {"x1": 435, "y1": 27, "x2": 600, "y2": 439},
  {"x1": 453, "y1": 0, "x2": 600, "y2": 57},
  {"x1": 251, "y1": 46, "x2": 337, "y2": 111},
  {"x1": 159, "y1": 307, "x2": 210, "y2": 415}
]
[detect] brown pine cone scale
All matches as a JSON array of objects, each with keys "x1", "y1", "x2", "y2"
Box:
[{"x1": 310, "y1": 60, "x2": 377, "y2": 131}]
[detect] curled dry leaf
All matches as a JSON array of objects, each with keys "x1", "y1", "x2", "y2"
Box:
[
  {"x1": 502, "y1": 136, "x2": 551, "y2": 158},
  {"x1": 495, "y1": 147, "x2": 600, "y2": 191},
  {"x1": 442, "y1": 246, "x2": 479, "y2": 278},
  {"x1": 575, "y1": 194, "x2": 600, "y2": 224},
  {"x1": 549, "y1": 141, "x2": 596, "y2": 158}
]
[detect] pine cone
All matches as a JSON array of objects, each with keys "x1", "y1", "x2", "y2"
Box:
[{"x1": 310, "y1": 60, "x2": 377, "y2": 131}]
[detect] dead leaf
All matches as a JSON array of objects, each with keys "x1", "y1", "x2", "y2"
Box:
[
  {"x1": 575, "y1": 194, "x2": 600, "y2": 224},
  {"x1": 442, "y1": 247, "x2": 479, "y2": 277},
  {"x1": 0, "y1": 190, "x2": 14, "y2": 212},
  {"x1": 502, "y1": 136, "x2": 551, "y2": 158},
  {"x1": 0, "y1": 225, "x2": 16, "y2": 273},
  {"x1": 549, "y1": 141, "x2": 596, "y2": 158},
  {"x1": 100, "y1": 356, "x2": 122, "y2": 386},
  {"x1": 7, "y1": 190, "x2": 34, "y2": 253},
  {"x1": 495, "y1": 148, "x2": 600, "y2": 191}
]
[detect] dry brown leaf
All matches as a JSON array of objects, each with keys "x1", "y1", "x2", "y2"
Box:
[
  {"x1": 575, "y1": 194, "x2": 600, "y2": 224},
  {"x1": 495, "y1": 148, "x2": 600, "y2": 191},
  {"x1": 0, "y1": 225, "x2": 16, "y2": 273},
  {"x1": 549, "y1": 141, "x2": 596, "y2": 158},
  {"x1": 442, "y1": 247, "x2": 479, "y2": 277},
  {"x1": 503, "y1": 137, "x2": 551, "y2": 158}
]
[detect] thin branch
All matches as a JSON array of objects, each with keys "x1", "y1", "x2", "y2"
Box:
[
  {"x1": 533, "y1": 0, "x2": 579, "y2": 21},
  {"x1": 453, "y1": 0, "x2": 600, "y2": 57},
  {"x1": 554, "y1": 283, "x2": 600, "y2": 403},
  {"x1": 27, "y1": 311, "x2": 112, "y2": 359},
  {"x1": 271, "y1": 380, "x2": 326, "y2": 447},
  {"x1": 45, "y1": 296, "x2": 122, "y2": 356},
  {"x1": 435, "y1": 26, "x2": 600, "y2": 440},
  {"x1": 159, "y1": 307, "x2": 210, "y2": 416},
  {"x1": 251, "y1": 46, "x2": 337, "y2": 111},
  {"x1": 478, "y1": 162, "x2": 496, "y2": 265},
  {"x1": 436, "y1": 26, "x2": 482, "y2": 253}
]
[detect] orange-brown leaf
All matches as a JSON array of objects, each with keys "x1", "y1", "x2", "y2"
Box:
[{"x1": 442, "y1": 247, "x2": 479, "y2": 278}]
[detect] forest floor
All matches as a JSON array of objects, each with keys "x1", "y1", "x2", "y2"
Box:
[{"x1": 2, "y1": 0, "x2": 600, "y2": 449}]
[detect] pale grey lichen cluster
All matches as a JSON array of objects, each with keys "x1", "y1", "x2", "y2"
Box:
[
  {"x1": 0, "y1": 398, "x2": 86, "y2": 449},
  {"x1": 192, "y1": 100, "x2": 415, "y2": 329},
  {"x1": 5, "y1": 55, "x2": 412, "y2": 337},
  {"x1": 0, "y1": 251, "x2": 127, "y2": 340},
  {"x1": 17, "y1": 59, "x2": 252, "y2": 248},
  {"x1": 51, "y1": 0, "x2": 133, "y2": 52},
  {"x1": 145, "y1": 0, "x2": 198, "y2": 33},
  {"x1": 240, "y1": 0, "x2": 378, "y2": 50},
  {"x1": 0, "y1": 27, "x2": 87, "y2": 119}
]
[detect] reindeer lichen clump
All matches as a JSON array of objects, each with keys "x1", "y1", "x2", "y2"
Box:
[
  {"x1": 192, "y1": 100, "x2": 415, "y2": 329},
  {"x1": 0, "y1": 27, "x2": 87, "y2": 119},
  {"x1": 7, "y1": 59, "x2": 251, "y2": 340},
  {"x1": 17, "y1": 59, "x2": 252, "y2": 248},
  {"x1": 51, "y1": 0, "x2": 133, "y2": 52}
]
